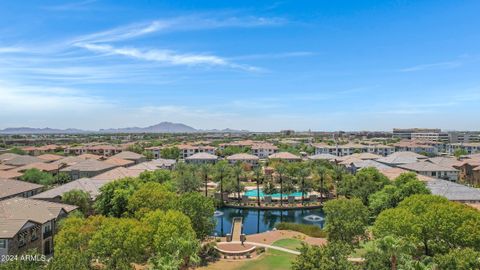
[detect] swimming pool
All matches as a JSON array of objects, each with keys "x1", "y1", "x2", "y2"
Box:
[{"x1": 244, "y1": 189, "x2": 306, "y2": 198}]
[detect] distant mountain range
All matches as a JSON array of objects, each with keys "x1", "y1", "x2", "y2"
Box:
[{"x1": 0, "y1": 122, "x2": 248, "y2": 134}]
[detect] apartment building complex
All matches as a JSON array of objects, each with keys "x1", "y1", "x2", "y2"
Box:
[{"x1": 312, "y1": 143, "x2": 394, "y2": 157}]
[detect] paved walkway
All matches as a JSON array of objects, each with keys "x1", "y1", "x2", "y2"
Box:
[
  {"x1": 228, "y1": 241, "x2": 301, "y2": 255},
  {"x1": 232, "y1": 218, "x2": 242, "y2": 242}
]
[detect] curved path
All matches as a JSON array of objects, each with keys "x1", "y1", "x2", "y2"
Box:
[{"x1": 228, "y1": 241, "x2": 301, "y2": 255}]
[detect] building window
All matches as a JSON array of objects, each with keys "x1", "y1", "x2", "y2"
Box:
[
  {"x1": 18, "y1": 234, "x2": 26, "y2": 247},
  {"x1": 31, "y1": 229, "x2": 38, "y2": 241},
  {"x1": 0, "y1": 239, "x2": 6, "y2": 249}
]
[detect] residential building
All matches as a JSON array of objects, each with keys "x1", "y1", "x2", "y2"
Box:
[
  {"x1": 129, "y1": 159, "x2": 176, "y2": 171},
  {"x1": 59, "y1": 159, "x2": 118, "y2": 180},
  {"x1": 36, "y1": 154, "x2": 64, "y2": 163},
  {"x1": 393, "y1": 141, "x2": 437, "y2": 154},
  {"x1": 377, "y1": 151, "x2": 428, "y2": 166},
  {"x1": 378, "y1": 167, "x2": 436, "y2": 182},
  {"x1": 32, "y1": 178, "x2": 115, "y2": 201},
  {"x1": 398, "y1": 161, "x2": 459, "y2": 182},
  {"x1": 144, "y1": 146, "x2": 161, "y2": 159},
  {"x1": 3, "y1": 155, "x2": 44, "y2": 167},
  {"x1": 104, "y1": 157, "x2": 135, "y2": 167},
  {"x1": 454, "y1": 159, "x2": 480, "y2": 186},
  {"x1": 447, "y1": 143, "x2": 480, "y2": 155},
  {"x1": 0, "y1": 179, "x2": 43, "y2": 201},
  {"x1": 63, "y1": 144, "x2": 122, "y2": 157},
  {"x1": 344, "y1": 160, "x2": 392, "y2": 174},
  {"x1": 426, "y1": 179, "x2": 480, "y2": 203},
  {"x1": 0, "y1": 198, "x2": 77, "y2": 260},
  {"x1": 268, "y1": 152, "x2": 302, "y2": 162},
  {"x1": 178, "y1": 144, "x2": 216, "y2": 159},
  {"x1": 226, "y1": 153, "x2": 259, "y2": 167},
  {"x1": 185, "y1": 153, "x2": 218, "y2": 164},
  {"x1": 110, "y1": 151, "x2": 146, "y2": 164},
  {"x1": 313, "y1": 143, "x2": 393, "y2": 157},
  {"x1": 251, "y1": 143, "x2": 278, "y2": 158},
  {"x1": 91, "y1": 167, "x2": 146, "y2": 181},
  {"x1": 307, "y1": 153, "x2": 338, "y2": 161}
]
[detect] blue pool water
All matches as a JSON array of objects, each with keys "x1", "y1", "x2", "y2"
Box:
[
  {"x1": 244, "y1": 189, "x2": 305, "y2": 198},
  {"x1": 214, "y1": 207, "x2": 324, "y2": 237}
]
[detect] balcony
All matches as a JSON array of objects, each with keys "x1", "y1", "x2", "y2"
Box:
[{"x1": 43, "y1": 230, "x2": 52, "y2": 239}]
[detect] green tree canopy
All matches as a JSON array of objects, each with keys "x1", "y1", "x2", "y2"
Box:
[
  {"x1": 94, "y1": 177, "x2": 142, "y2": 217},
  {"x1": 292, "y1": 242, "x2": 354, "y2": 270},
  {"x1": 61, "y1": 189, "x2": 92, "y2": 216},
  {"x1": 20, "y1": 168, "x2": 54, "y2": 186},
  {"x1": 160, "y1": 147, "x2": 181, "y2": 160},
  {"x1": 337, "y1": 167, "x2": 390, "y2": 205},
  {"x1": 323, "y1": 198, "x2": 369, "y2": 245},
  {"x1": 127, "y1": 182, "x2": 177, "y2": 218},
  {"x1": 373, "y1": 194, "x2": 480, "y2": 256}
]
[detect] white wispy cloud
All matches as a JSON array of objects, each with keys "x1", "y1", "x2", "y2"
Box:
[
  {"x1": 72, "y1": 16, "x2": 285, "y2": 44},
  {"x1": 75, "y1": 43, "x2": 261, "y2": 71},
  {"x1": 230, "y1": 51, "x2": 315, "y2": 61},
  {"x1": 0, "y1": 47, "x2": 25, "y2": 53},
  {"x1": 399, "y1": 61, "x2": 462, "y2": 72}
]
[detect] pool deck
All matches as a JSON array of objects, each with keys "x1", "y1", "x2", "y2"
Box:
[{"x1": 223, "y1": 203, "x2": 323, "y2": 210}]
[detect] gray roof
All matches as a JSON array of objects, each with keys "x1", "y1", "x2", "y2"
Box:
[
  {"x1": 427, "y1": 179, "x2": 480, "y2": 202},
  {"x1": 377, "y1": 151, "x2": 427, "y2": 165},
  {"x1": 129, "y1": 159, "x2": 176, "y2": 171},
  {"x1": 350, "y1": 160, "x2": 393, "y2": 170},
  {"x1": 308, "y1": 153, "x2": 338, "y2": 160},
  {"x1": 91, "y1": 167, "x2": 145, "y2": 181},
  {"x1": 0, "y1": 197, "x2": 77, "y2": 238},
  {"x1": 31, "y1": 177, "x2": 114, "y2": 200},
  {"x1": 3, "y1": 155, "x2": 44, "y2": 166},
  {"x1": 0, "y1": 153, "x2": 21, "y2": 162},
  {"x1": 185, "y1": 152, "x2": 218, "y2": 160},
  {"x1": 60, "y1": 159, "x2": 117, "y2": 172},
  {"x1": 0, "y1": 179, "x2": 43, "y2": 199},
  {"x1": 427, "y1": 157, "x2": 462, "y2": 168},
  {"x1": 111, "y1": 151, "x2": 145, "y2": 160},
  {"x1": 398, "y1": 161, "x2": 458, "y2": 172},
  {"x1": 226, "y1": 153, "x2": 260, "y2": 161}
]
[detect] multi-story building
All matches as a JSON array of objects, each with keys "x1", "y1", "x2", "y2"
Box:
[
  {"x1": 313, "y1": 143, "x2": 394, "y2": 157},
  {"x1": 447, "y1": 143, "x2": 480, "y2": 155},
  {"x1": 63, "y1": 144, "x2": 122, "y2": 157},
  {"x1": 393, "y1": 141, "x2": 437, "y2": 154},
  {"x1": 448, "y1": 132, "x2": 480, "y2": 143},
  {"x1": 411, "y1": 132, "x2": 449, "y2": 143},
  {"x1": 251, "y1": 143, "x2": 278, "y2": 158},
  {"x1": 177, "y1": 144, "x2": 216, "y2": 159},
  {"x1": 0, "y1": 179, "x2": 43, "y2": 201},
  {"x1": 0, "y1": 198, "x2": 77, "y2": 261},
  {"x1": 393, "y1": 128, "x2": 441, "y2": 140}
]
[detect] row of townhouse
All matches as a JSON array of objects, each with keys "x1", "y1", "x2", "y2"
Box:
[
  {"x1": 21, "y1": 145, "x2": 65, "y2": 156},
  {"x1": 312, "y1": 143, "x2": 394, "y2": 157},
  {"x1": 392, "y1": 141, "x2": 437, "y2": 154},
  {"x1": 63, "y1": 144, "x2": 123, "y2": 157},
  {"x1": 0, "y1": 198, "x2": 77, "y2": 262},
  {"x1": 446, "y1": 143, "x2": 480, "y2": 155}
]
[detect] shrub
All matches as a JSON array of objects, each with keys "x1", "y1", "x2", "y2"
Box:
[{"x1": 275, "y1": 222, "x2": 327, "y2": 238}]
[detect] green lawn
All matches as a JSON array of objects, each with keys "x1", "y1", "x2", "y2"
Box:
[
  {"x1": 271, "y1": 238, "x2": 304, "y2": 251},
  {"x1": 236, "y1": 249, "x2": 296, "y2": 270}
]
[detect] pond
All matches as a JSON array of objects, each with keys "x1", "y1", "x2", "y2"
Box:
[{"x1": 213, "y1": 207, "x2": 325, "y2": 237}]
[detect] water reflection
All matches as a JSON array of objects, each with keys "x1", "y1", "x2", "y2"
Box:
[{"x1": 214, "y1": 207, "x2": 325, "y2": 236}]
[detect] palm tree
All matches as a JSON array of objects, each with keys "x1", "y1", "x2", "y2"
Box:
[
  {"x1": 316, "y1": 166, "x2": 328, "y2": 204},
  {"x1": 232, "y1": 162, "x2": 244, "y2": 204},
  {"x1": 332, "y1": 164, "x2": 345, "y2": 197},
  {"x1": 214, "y1": 161, "x2": 229, "y2": 205},
  {"x1": 253, "y1": 166, "x2": 264, "y2": 206},
  {"x1": 276, "y1": 163, "x2": 287, "y2": 207},
  {"x1": 376, "y1": 236, "x2": 415, "y2": 270},
  {"x1": 298, "y1": 166, "x2": 311, "y2": 205},
  {"x1": 199, "y1": 164, "x2": 211, "y2": 197}
]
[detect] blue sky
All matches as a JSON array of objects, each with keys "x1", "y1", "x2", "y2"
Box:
[{"x1": 0, "y1": 0, "x2": 479, "y2": 131}]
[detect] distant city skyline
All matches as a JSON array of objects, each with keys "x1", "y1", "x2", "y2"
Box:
[{"x1": 1, "y1": 0, "x2": 479, "y2": 131}]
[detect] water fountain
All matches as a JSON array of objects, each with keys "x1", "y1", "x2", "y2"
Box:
[
  {"x1": 213, "y1": 210, "x2": 224, "y2": 217},
  {"x1": 303, "y1": 214, "x2": 324, "y2": 222}
]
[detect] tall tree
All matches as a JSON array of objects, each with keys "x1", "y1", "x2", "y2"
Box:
[
  {"x1": 298, "y1": 165, "x2": 311, "y2": 205},
  {"x1": 213, "y1": 160, "x2": 230, "y2": 205},
  {"x1": 198, "y1": 164, "x2": 212, "y2": 197},
  {"x1": 323, "y1": 198, "x2": 369, "y2": 245},
  {"x1": 253, "y1": 166, "x2": 264, "y2": 206},
  {"x1": 232, "y1": 162, "x2": 245, "y2": 203},
  {"x1": 275, "y1": 163, "x2": 288, "y2": 207}
]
